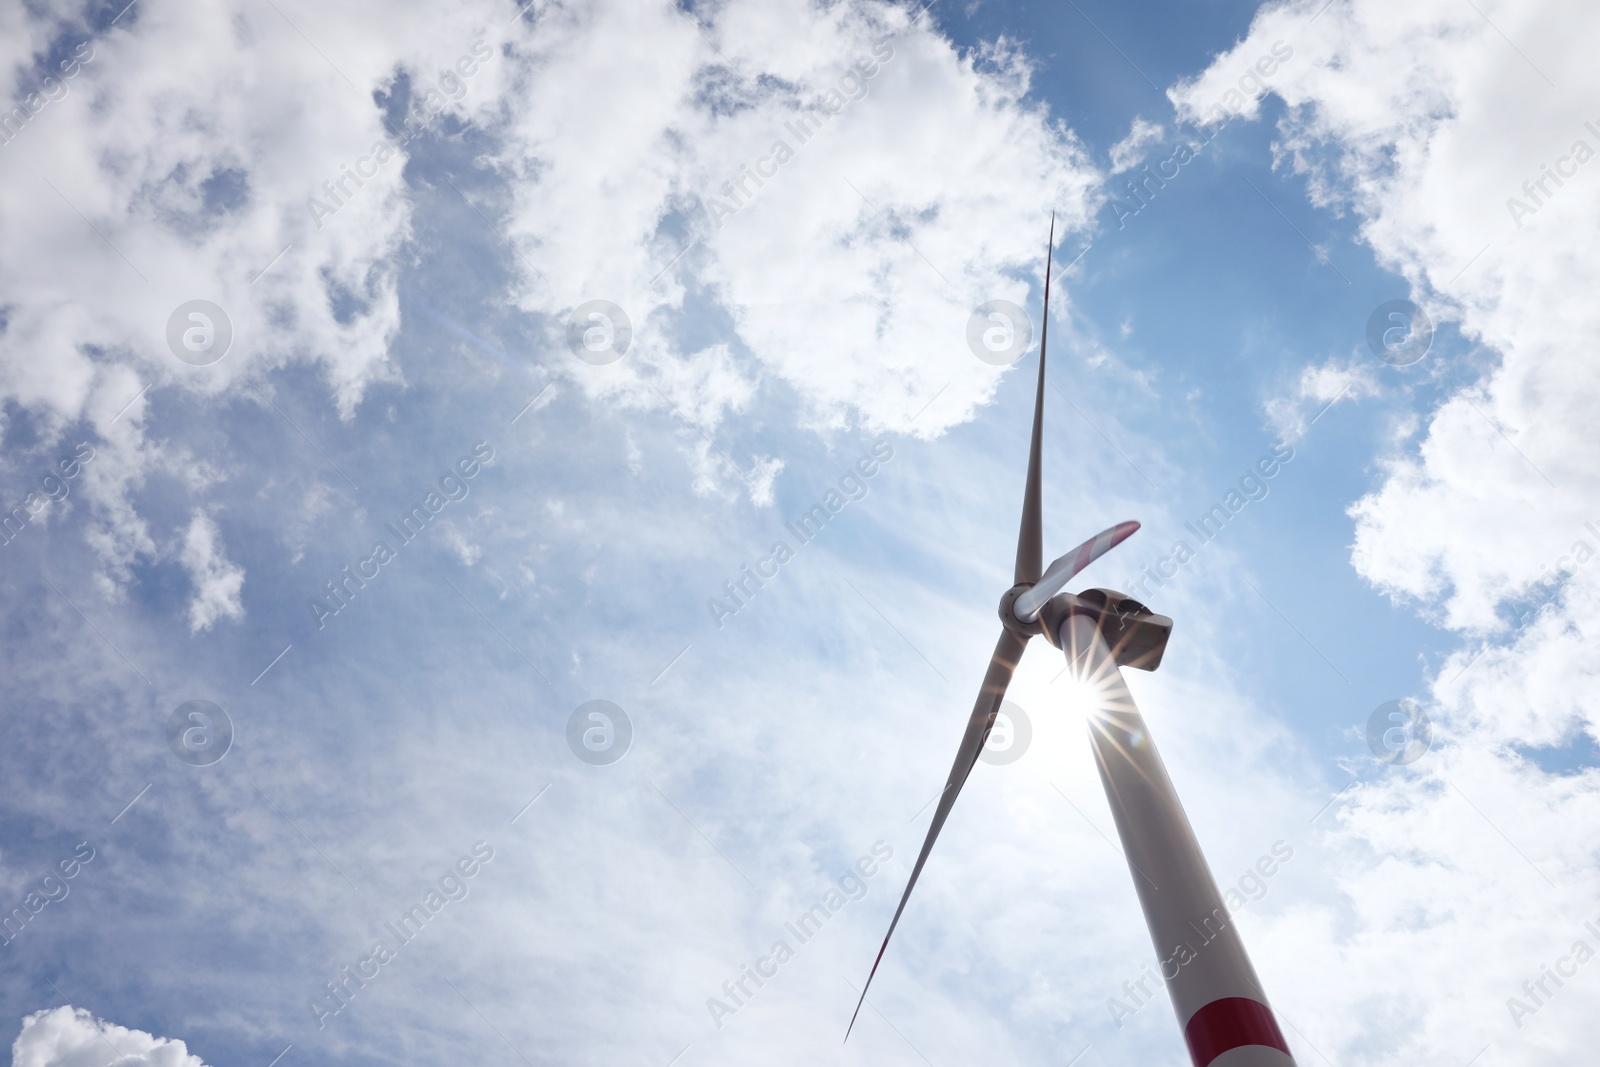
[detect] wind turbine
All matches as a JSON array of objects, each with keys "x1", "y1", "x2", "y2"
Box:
[{"x1": 847, "y1": 222, "x2": 1298, "y2": 1067}]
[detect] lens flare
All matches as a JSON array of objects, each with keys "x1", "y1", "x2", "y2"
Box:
[{"x1": 1058, "y1": 671, "x2": 1104, "y2": 717}]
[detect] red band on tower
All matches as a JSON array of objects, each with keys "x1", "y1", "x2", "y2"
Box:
[{"x1": 1183, "y1": 997, "x2": 1291, "y2": 1066}]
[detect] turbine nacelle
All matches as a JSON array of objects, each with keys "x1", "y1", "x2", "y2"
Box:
[
  {"x1": 1038, "y1": 588, "x2": 1173, "y2": 671},
  {"x1": 999, "y1": 581, "x2": 1172, "y2": 670},
  {"x1": 999, "y1": 518, "x2": 1155, "y2": 661}
]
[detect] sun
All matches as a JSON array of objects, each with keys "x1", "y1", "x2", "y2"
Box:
[{"x1": 1058, "y1": 670, "x2": 1105, "y2": 718}]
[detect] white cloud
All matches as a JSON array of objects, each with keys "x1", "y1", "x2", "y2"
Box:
[
  {"x1": 281, "y1": 479, "x2": 339, "y2": 565},
  {"x1": 178, "y1": 509, "x2": 245, "y2": 632},
  {"x1": 1108, "y1": 116, "x2": 1164, "y2": 173},
  {"x1": 483, "y1": 0, "x2": 1100, "y2": 443},
  {"x1": 0, "y1": 0, "x2": 500, "y2": 594},
  {"x1": 26, "y1": 2, "x2": 1585, "y2": 1066},
  {"x1": 1191, "y1": 0, "x2": 1600, "y2": 633},
  {"x1": 1, "y1": 0, "x2": 1104, "y2": 588},
  {"x1": 0, "y1": 2, "x2": 431, "y2": 418},
  {"x1": 1173, "y1": 0, "x2": 1600, "y2": 1062},
  {"x1": 439, "y1": 519, "x2": 482, "y2": 566},
  {"x1": 11, "y1": 1005, "x2": 209, "y2": 1067},
  {"x1": 1169, "y1": 0, "x2": 1600, "y2": 627},
  {"x1": 744, "y1": 455, "x2": 785, "y2": 507},
  {"x1": 1263, "y1": 353, "x2": 1379, "y2": 443}
]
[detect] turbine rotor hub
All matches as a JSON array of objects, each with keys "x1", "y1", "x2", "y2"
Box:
[{"x1": 998, "y1": 584, "x2": 1047, "y2": 639}]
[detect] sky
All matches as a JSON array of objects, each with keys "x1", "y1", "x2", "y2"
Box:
[{"x1": 0, "y1": 0, "x2": 1597, "y2": 1065}]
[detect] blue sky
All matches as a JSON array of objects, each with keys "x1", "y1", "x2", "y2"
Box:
[{"x1": 2, "y1": 0, "x2": 1597, "y2": 1065}]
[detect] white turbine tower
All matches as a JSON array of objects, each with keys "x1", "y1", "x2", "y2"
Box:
[{"x1": 848, "y1": 219, "x2": 1297, "y2": 1067}]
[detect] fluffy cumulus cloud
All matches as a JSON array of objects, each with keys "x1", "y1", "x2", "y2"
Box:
[
  {"x1": 43, "y1": 0, "x2": 1600, "y2": 1063},
  {"x1": 11, "y1": 1006, "x2": 208, "y2": 1067},
  {"x1": 1173, "y1": 0, "x2": 1600, "y2": 632},
  {"x1": 1, "y1": 0, "x2": 1097, "y2": 602},
  {"x1": 485, "y1": 0, "x2": 1099, "y2": 440},
  {"x1": 0, "y1": 0, "x2": 495, "y2": 596},
  {"x1": 0, "y1": 5, "x2": 1107, "y2": 1054},
  {"x1": 1174, "y1": 0, "x2": 1600, "y2": 1062}
]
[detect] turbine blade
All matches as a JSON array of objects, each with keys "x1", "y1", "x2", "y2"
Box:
[
  {"x1": 846, "y1": 628, "x2": 1028, "y2": 1040},
  {"x1": 1012, "y1": 520, "x2": 1142, "y2": 623},
  {"x1": 1014, "y1": 214, "x2": 1056, "y2": 585}
]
